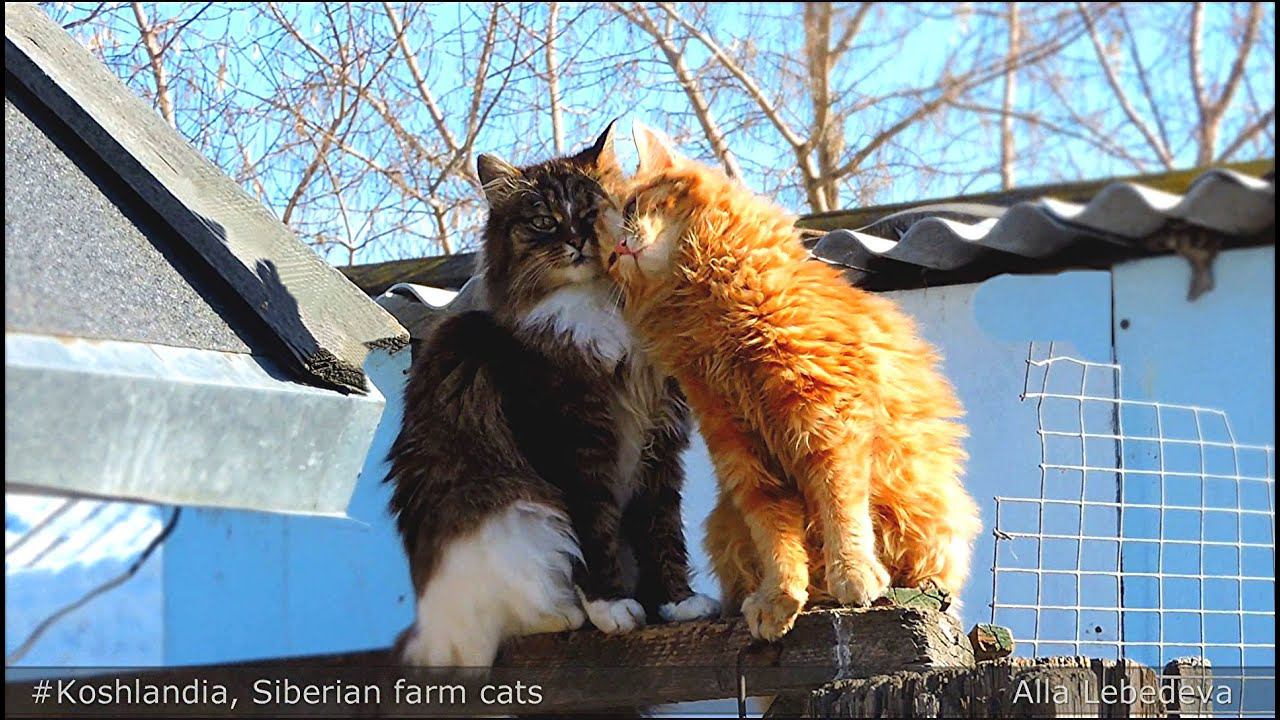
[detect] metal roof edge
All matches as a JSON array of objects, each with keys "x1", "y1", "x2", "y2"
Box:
[{"x1": 4, "y1": 332, "x2": 383, "y2": 515}]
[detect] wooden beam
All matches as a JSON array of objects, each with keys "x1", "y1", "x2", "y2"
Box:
[
  {"x1": 4, "y1": 608, "x2": 972, "y2": 716},
  {"x1": 339, "y1": 254, "x2": 480, "y2": 295},
  {"x1": 1160, "y1": 658, "x2": 1215, "y2": 719},
  {"x1": 496, "y1": 606, "x2": 972, "y2": 703}
]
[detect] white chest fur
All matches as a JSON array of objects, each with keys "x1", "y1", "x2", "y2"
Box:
[{"x1": 519, "y1": 284, "x2": 635, "y2": 364}]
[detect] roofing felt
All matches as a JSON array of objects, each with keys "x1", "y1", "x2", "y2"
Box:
[
  {"x1": 5, "y1": 5, "x2": 408, "y2": 393},
  {"x1": 4, "y1": 93, "x2": 253, "y2": 355}
]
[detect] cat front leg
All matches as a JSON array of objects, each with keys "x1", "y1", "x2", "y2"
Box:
[
  {"x1": 704, "y1": 490, "x2": 758, "y2": 617},
  {"x1": 622, "y1": 472, "x2": 720, "y2": 624},
  {"x1": 694, "y1": 401, "x2": 809, "y2": 640},
  {"x1": 568, "y1": 487, "x2": 647, "y2": 635},
  {"x1": 734, "y1": 484, "x2": 810, "y2": 641},
  {"x1": 798, "y1": 433, "x2": 890, "y2": 607}
]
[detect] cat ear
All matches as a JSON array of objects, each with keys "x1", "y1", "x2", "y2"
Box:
[
  {"x1": 477, "y1": 154, "x2": 521, "y2": 202},
  {"x1": 575, "y1": 118, "x2": 619, "y2": 172},
  {"x1": 632, "y1": 121, "x2": 680, "y2": 174}
]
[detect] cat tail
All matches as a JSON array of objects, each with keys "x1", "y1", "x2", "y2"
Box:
[{"x1": 399, "y1": 499, "x2": 586, "y2": 669}]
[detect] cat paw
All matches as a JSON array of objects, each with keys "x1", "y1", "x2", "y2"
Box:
[
  {"x1": 584, "y1": 597, "x2": 647, "y2": 634},
  {"x1": 741, "y1": 587, "x2": 806, "y2": 641},
  {"x1": 826, "y1": 554, "x2": 891, "y2": 607},
  {"x1": 659, "y1": 593, "x2": 721, "y2": 623},
  {"x1": 526, "y1": 604, "x2": 587, "y2": 635}
]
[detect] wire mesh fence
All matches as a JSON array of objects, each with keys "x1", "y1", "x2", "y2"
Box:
[{"x1": 990, "y1": 343, "x2": 1275, "y2": 677}]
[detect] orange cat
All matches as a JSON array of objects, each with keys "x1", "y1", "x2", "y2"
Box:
[{"x1": 595, "y1": 122, "x2": 981, "y2": 641}]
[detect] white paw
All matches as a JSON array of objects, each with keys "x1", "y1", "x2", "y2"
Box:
[
  {"x1": 400, "y1": 629, "x2": 499, "y2": 668},
  {"x1": 583, "y1": 597, "x2": 647, "y2": 634},
  {"x1": 659, "y1": 593, "x2": 721, "y2": 623},
  {"x1": 559, "y1": 603, "x2": 588, "y2": 631}
]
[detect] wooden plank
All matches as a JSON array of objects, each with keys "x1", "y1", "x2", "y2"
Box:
[
  {"x1": 5, "y1": 6, "x2": 408, "y2": 394},
  {"x1": 3, "y1": 607, "x2": 971, "y2": 716},
  {"x1": 1099, "y1": 658, "x2": 1164, "y2": 718},
  {"x1": 764, "y1": 692, "x2": 810, "y2": 717}
]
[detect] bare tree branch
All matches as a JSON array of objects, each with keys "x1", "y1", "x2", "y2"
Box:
[
  {"x1": 52, "y1": 1, "x2": 1274, "y2": 263},
  {"x1": 611, "y1": 2, "x2": 743, "y2": 178},
  {"x1": 1218, "y1": 107, "x2": 1275, "y2": 162},
  {"x1": 1001, "y1": 2, "x2": 1020, "y2": 189},
  {"x1": 381, "y1": 2, "x2": 461, "y2": 155},
  {"x1": 1118, "y1": 5, "x2": 1172, "y2": 158},
  {"x1": 655, "y1": 2, "x2": 808, "y2": 151},
  {"x1": 1077, "y1": 2, "x2": 1173, "y2": 168},
  {"x1": 546, "y1": 2, "x2": 565, "y2": 154},
  {"x1": 130, "y1": 2, "x2": 175, "y2": 127}
]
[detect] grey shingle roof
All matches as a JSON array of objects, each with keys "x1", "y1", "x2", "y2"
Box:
[
  {"x1": 5, "y1": 94, "x2": 253, "y2": 356},
  {"x1": 5, "y1": 5, "x2": 407, "y2": 394},
  {"x1": 4, "y1": 6, "x2": 401, "y2": 514}
]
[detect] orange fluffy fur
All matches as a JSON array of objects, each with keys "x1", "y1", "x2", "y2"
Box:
[{"x1": 597, "y1": 124, "x2": 981, "y2": 640}]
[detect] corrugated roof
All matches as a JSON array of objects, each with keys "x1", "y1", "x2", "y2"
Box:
[
  {"x1": 375, "y1": 279, "x2": 487, "y2": 361},
  {"x1": 342, "y1": 162, "x2": 1274, "y2": 298},
  {"x1": 810, "y1": 167, "x2": 1275, "y2": 287}
]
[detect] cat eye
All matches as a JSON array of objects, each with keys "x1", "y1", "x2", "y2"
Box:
[{"x1": 529, "y1": 215, "x2": 557, "y2": 232}]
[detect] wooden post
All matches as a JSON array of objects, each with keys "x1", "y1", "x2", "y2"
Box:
[
  {"x1": 1161, "y1": 658, "x2": 1214, "y2": 718},
  {"x1": 771, "y1": 657, "x2": 1219, "y2": 718}
]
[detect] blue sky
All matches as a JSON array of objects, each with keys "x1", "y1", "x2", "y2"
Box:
[{"x1": 52, "y1": 2, "x2": 1276, "y2": 264}]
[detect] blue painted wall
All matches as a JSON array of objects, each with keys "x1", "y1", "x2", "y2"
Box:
[
  {"x1": 5, "y1": 498, "x2": 166, "y2": 665},
  {"x1": 5, "y1": 348, "x2": 413, "y2": 667},
  {"x1": 1111, "y1": 246, "x2": 1276, "y2": 669},
  {"x1": 895, "y1": 271, "x2": 1114, "y2": 629},
  {"x1": 161, "y1": 348, "x2": 414, "y2": 664},
  {"x1": 7, "y1": 248, "x2": 1272, "y2": 675}
]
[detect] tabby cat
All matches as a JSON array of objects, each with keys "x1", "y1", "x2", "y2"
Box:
[
  {"x1": 386, "y1": 123, "x2": 718, "y2": 667},
  {"x1": 595, "y1": 122, "x2": 980, "y2": 641}
]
